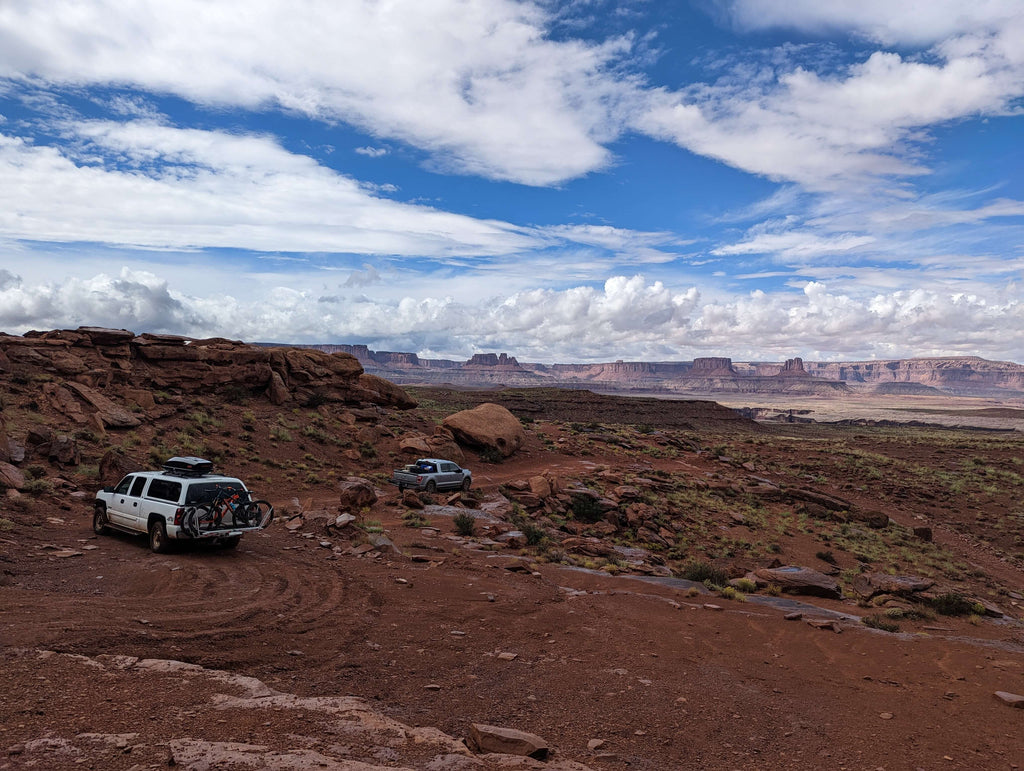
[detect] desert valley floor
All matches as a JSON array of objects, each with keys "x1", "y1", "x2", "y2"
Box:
[{"x1": 2, "y1": 381, "x2": 1024, "y2": 770}]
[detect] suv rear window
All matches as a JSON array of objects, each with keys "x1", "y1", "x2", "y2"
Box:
[
  {"x1": 147, "y1": 479, "x2": 183, "y2": 503},
  {"x1": 185, "y1": 481, "x2": 246, "y2": 505}
]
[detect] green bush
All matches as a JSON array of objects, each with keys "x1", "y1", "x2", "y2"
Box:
[
  {"x1": 453, "y1": 512, "x2": 476, "y2": 536},
  {"x1": 570, "y1": 494, "x2": 604, "y2": 523},
  {"x1": 523, "y1": 523, "x2": 547, "y2": 546},
  {"x1": 862, "y1": 614, "x2": 901, "y2": 633},
  {"x1": 929, "y1": 592, "x2": 985, "y2": 616},
  {"x1": 679, "y1": 560, "x2": 729, "y2": 588},
  {"x1": 732, "y1": 577, "x2": 757, "y2": 593}
]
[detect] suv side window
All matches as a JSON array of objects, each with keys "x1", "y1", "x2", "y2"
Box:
[
  {"x1": 129, "y1": 477, "x2": 147, "y2": 497},
  {"x1": 114, "y1": 476, "x2": 134, "y2": 495},
  {"x1": 147, "y1": 479, "x2": 183, "y2": 503}
]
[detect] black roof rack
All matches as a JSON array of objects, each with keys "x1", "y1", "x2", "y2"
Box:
[{"x1": 162, "y1": 456, "x2": 214, "y2": 477}]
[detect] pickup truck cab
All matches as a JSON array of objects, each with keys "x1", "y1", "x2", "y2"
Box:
[
  {"x1": 391, "y1": 458, "x2": 471, "y2": 493},
  {"x1": 93, "y1": 457, "x2": 272, "y2": 553}
]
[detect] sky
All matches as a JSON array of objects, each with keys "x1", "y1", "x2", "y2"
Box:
[{"x1": 1, "y1": 0, "x2": 1023, "y2": 364}]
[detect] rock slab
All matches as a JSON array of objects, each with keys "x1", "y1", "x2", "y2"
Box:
[{"x1": 468, "y1": 723, "x2": 549, "y2": 759}]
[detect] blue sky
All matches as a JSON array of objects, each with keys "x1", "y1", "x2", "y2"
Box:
[{"x1": 1, "y1": 0, "x2": 1023, "y2": 363}]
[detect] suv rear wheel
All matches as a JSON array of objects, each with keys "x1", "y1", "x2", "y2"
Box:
[{"x1": 149, "y1": 520, "x2": 171, "y2": 554}]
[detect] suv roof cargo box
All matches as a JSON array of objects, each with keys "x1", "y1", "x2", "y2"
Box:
[{"x1": 162, "y1": 456, "x2": 214, "y2": 476}]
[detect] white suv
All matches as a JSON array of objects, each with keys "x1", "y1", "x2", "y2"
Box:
[{"x1": 93, "y1": 457, "x2": 272, "y2": 552}]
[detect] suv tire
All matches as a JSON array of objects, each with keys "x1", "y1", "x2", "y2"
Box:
[
  {"x1": 93, "y1": 504, "x2": 110, "y2": 536},
  {"x1": 149, "y1": 520, "x2": 171, "y2": 554}
]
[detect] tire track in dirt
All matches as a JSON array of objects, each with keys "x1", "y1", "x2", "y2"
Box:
[{"x1": 3, "y1": 526, "x2": 372, "y2": 668}]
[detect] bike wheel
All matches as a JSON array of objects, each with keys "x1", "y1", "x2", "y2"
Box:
[
  {"x1": 245, "y1": 499, "x2": 274, "y2": 528},
  {"x1": 240, "y1": 500, "x2": 273, "y2": 528},
  {"x1": 182, "y1": 504, "x2": 213, "y2": 537}
]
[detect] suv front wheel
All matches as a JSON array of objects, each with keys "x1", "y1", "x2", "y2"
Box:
[
  {"x1": 149, "y1": 520, "x2": 171, "y2": 554},
  {"x1": 93, "y1": 504, "x2": 110, "y2": 536}
]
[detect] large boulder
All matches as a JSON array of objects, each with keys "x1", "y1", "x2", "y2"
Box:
[
  {"x1": 442, "y1": 403, "x2": 525, "y2": 458},
  {"x1": 338, "y1": 477, "x2": 378, "y2": 510},
  {"x1": 748, "y1": 566, "x2": 842, "y2": 599},
  {"x1": 98, "y1": 448, "x2": 141, "y2": 486},
  {"x1": 354, "y1": 373, "x2": 417, "y2": 410},
  {"x1": 0, "y1": 462, "x2": 26, "y2": 490}
]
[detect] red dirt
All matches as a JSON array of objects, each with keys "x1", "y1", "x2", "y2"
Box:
[{"x1": 2, "y1": 387, "x2": 1024, "y2": 770}]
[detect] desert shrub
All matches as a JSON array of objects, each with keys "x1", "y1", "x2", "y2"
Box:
[
  {"x1": 929, "y1": 592, "x2": 985, "y2": 616},
  {"x1": 765, "y1": 583, "x2": 782, "y2": 596},
  {"x1": 884, "y1": 607, "x2": 934, "y2": 621},
  {"x1": 302, "y1": 390, "x2": 329, "y2": 408},
  {"x1": 679, "y1": 560, "x2": 729, "y2": 588},
  {"x1": 453, "y1": 512, "x2": 476, "y2": 536},
  {"x1": 523, "y1": 522, "x2": 547, "y2": 546},
  {"x1": 636, "y1": 423, "x2": 654, "y2": 434},
  {"x1": 221, "y1": 385, "x2": 250, "y2": 404},
  {"x1": 816, "y1": 550, "x2": 838, "y2": 565},
  {"x1": 401, "y1": 511, "x2": 428, "y2": 528},
  {"x1": 720, "y1": 586, "x2": 746, "y2": 602},
  {"x1": 862, "y1": 614, "x2": 901, "y2": 633},
  {"x1": 732, "y1": 578, "x2": 757, "y2": 593},
  {"x1": 479, "y1": 447, "x2": 504, "y2": 464},
  {"x1": 23, "y1": 478, "x2": 53, "y2": 496},
  {"x1": 269, "y1": 426, "x2": 293, "y2": 442},
  {"x1": 25, "y1": 465, "x2": 46, "y2": 480},
  {"x1": 359, "y1": 442, "x2": 376, "y2": 459},
  {"x1": 570, "y1": 494, "x2": 604, "y2": 523}
]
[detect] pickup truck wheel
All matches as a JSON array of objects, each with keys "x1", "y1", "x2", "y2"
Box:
[
  {"x1": 93, "y1": 505, "x2": 110, "y2": 536},
  {"x1": 461, "y1": 478, "x2": 471, "y2": 491},
  {"x1": 425, "y1": 480, "x2": 437, "y2": 493},
  {"x1": 220, "y1": 536, "x2": 241, "y2": 550},
  {"x1": 149, "y1": 520, "x2": 171, "y2": 554}
]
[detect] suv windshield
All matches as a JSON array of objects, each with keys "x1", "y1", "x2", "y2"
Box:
[{"x1": 184, "y1": 481, "x2": 247, "y2": 505}]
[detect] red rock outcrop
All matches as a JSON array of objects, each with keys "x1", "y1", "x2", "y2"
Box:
[{"x1": 0, "y1": 328, "x2": 417, "y2": 428}]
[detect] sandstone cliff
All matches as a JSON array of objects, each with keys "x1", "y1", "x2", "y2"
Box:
[
  {"x1": 296, "y1": 345, "x2": 1024, "y2": 398},
  {"x1": 0, "y1": 327, "x2": 416, "y2": 432}
]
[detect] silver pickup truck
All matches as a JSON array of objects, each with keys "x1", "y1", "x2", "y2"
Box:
[{"x1": 391, "y1": 458, "x2": 472, "y2": 492}]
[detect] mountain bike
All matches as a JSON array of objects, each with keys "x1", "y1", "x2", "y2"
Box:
[{"x1": 181, "y1": 488, "x2": 273, "y2": 538}]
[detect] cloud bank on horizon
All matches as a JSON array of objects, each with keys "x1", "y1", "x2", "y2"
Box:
[{"x1": 1, "y1": 0, "x2": 1022, "y2": 363}]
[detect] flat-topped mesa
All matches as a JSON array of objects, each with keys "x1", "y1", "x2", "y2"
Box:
[
  {"x1": 464, "y1": 352, "x2": 522, "y2": 369},
  {"x1": 690, "y1": 357, "x2": 736, "y2": 376},
  {"x1": 776, "y1": 357, "x2": 811, "y2": 378}
]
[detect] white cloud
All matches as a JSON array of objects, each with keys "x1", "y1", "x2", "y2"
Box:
[
  {"x1": 3, "y1": 264, "x2": 1024, "y2": 362},
  {"x1": 713, "y1": 231, "x2": 875, "y2": 259},
  {"x1": 0, "y1": 0, "x2": 641, "y2": 186},
  {"x1": 355, "y1": 146, "x2": 388, "y2": 158},
  {"x1": 722, "y1": 0, "x2": 1023, "y2": 47},
  {"x1": 0, "y1": 121, "x2": 538, "y2": 257}
]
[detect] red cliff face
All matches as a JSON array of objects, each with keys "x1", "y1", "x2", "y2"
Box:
[
  {"x1": 691, "y1": 357, "x2": 736, "y2": 375},
  {"x1": 0, "y1": 328, "x2": 417, "y2": 411},
  {"x1": 295, "y1": 344, "x2": 1024, "y2": 397},
  {"x1": 804, "y1": 357, "x2": 1024, "y2": 395}
]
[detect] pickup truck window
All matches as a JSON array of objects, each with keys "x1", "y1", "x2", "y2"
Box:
[
  {"x1": 147, "y1": 479, "x2": 183, "y2": 503},
  {"x1": 441, "y1": 463, "x2": 457, "y2": 472}
]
